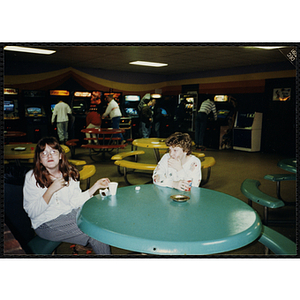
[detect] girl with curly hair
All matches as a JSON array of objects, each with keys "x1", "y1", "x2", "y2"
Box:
[{"x1": 153, "y1": 132, "x2": 201, "y2": 191}]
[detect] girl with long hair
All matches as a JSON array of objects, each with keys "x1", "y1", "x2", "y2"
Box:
[{"x1": 23, "y1": 137, "x2": 111, "y2": 254}]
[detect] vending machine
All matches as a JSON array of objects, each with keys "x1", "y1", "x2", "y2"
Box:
[{"x1": 233, "y1": 112, "x2": 263, "y2": 152}]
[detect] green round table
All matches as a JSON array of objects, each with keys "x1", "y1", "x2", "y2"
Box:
[{"x1": 77, "y1": 184, "x2": 262, "y2": 255}]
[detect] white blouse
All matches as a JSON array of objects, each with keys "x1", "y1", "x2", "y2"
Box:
[
  {"x1": 153, "y1": 153, "x2": 201, "y2": 188},
  {"x1": 23, "y1": 170, "x2": 91, "y2": 229}
]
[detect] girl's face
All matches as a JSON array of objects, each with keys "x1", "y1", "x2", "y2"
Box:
[
  {"x1": 40, "y1": 144, "x2": 61, "y2": 171},
  {"x1": 169, "y1": 146, "x2": 186, "y2": 160}
]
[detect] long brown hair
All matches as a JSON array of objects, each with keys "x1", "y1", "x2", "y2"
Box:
[{"x1": 33, "y1": 137, "x2": 80, "y2": 188}]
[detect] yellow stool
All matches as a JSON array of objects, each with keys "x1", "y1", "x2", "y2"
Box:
[{"x1": 79, "y1": 165, "x2": 96, "y2": 190}]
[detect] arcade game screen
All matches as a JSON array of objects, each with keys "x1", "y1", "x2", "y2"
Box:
[
  {"x1": 160, "y1": 107, "x2": 168, "y2": 116},
  {"x1": 51, "y1": 104, "x2": 56, "y2": 112},
  {"x1": 72, "y1": 99, "x2": 88, "y2": 114},
  {"x1": 124, "y1": 95, "x2": 140, "y2": 117},
  {"x1": 26, "y1": 106, "x2": 42, "y2": 115},
  {"x1": 125, "y1": 107, "x2": 139, "y2": 116},
  {"x1": 4, "y1": 100, "x2": 14, "y2": 113}
]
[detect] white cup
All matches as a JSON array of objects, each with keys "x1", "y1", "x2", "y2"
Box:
[{"x1": 109, "y1": 182, "x2": 118, "y2": 195}]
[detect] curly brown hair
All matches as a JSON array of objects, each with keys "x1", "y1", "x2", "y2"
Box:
[
  {"x1": 165, "y1": 132, "x2": 192, "y2": 155},
  {"x1": 33, "y1": 137, "x2": 80, "y2": 188}
]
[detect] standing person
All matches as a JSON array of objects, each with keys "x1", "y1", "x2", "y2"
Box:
[
  {"x1": 151, "y1": 99, "x2": 162, "y2": 137},
  {"x1": 51, "y1": 99, "x2": 72, "y2": 144},
  {"x1": 174, "y1": 99, "x2": 187, "y2": 132},
  {"x1": 195, "y1": 98, "x2": 217, "y2": 150},
  {"x1": 140, "y1": 99, "x2": 153, "y2": 138},
  {"x1": 23, "y1": 137, "x2": 111, "y2": 255},
  {"x1": 153, "y1": 132, "x2": 201, "y2": 190},
  {"x1": 85, "y1": 108, "x2": 101, "y2": 144},
  {"x1": 102, "y1": 94, "x2": 124, "y2": 143}
]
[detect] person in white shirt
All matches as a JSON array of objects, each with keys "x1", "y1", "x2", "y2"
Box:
[
  {"x1": 195, "y1": 98, "x2": 217, "y2": 150},
  {"x1": 102, "y1": 94, "x2": 124, "y2": 142},
  {"x1": 51, "y1": 100, "x2": 72, "y2": 144},
  {"x1": 153, "y1": 132, "x2": 201, "y2": 190},
  {"x1": 23, "y1": 136, "x2": 111, "y2": 254}
]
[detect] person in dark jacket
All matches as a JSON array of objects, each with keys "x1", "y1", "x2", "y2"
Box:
[{"x1": 140, "y1": 99, "x2": 153, "y2": 138}]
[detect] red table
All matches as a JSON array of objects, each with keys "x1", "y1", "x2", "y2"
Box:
[{"x1": 81, "y1": 128, "x2": 126, "y2": 160}]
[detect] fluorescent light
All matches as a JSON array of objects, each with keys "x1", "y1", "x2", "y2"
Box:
[
  {"x1": 129, "y1": 61, "x2": 168, "y2": 67},
  {"x1": 4, "y1": 46, "x2": 56, "y2": 55},
  {"x1": 151, "y1": 94, "x2": 161, "y2": 98},
  {"x1": 245, "y1": 46, "x2": 286, "y2": 50}
]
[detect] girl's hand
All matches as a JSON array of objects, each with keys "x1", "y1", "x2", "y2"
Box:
[
  {"x1": 97, "y1": 178, "x2": 110, "y2": 189},
  {"x1": 173, "y1": 180, "x2": 190, "y2": 191},
  {"x1": 50, "y1": 178, "x2": 67, "y2": 193},
  {"x1": 88, "y1": 178, "x2": 110, "y2": 197},
  {"x1": 168, "y1": 158, "x2": 182, "y2": 171}
]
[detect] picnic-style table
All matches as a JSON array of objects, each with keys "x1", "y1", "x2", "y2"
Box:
[{"x1": 81, "y1": 128, "x2": 126, "y2": 160}]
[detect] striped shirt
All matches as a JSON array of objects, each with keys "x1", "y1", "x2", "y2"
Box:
[{"x1": 198, "y1": 99, "x2": 217, "y2": 120}]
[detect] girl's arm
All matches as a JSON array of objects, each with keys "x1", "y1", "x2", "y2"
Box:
[
  {"x1": 88, "y1": 178, "x2": 110, "y2": 197},
  {"x1": 23, "y1": 172, "x2": 50, "y2": 219},
  {"x1": 153, "y1": 154, "x2": 174, "y2": 188}
]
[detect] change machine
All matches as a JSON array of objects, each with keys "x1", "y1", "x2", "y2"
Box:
[{"x1": 233, "y1": 112, "x2": 263, "y2": 152}]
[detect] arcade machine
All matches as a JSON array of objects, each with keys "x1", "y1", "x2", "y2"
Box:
[
  {"x1": 233, "y1": 111, "x2": 263, "y2": 152},
  {"x1": 49, "y1": 90, "x2": 71, "y2": 140},
  {"x1": 122, "y1": 94, "x2": 141, "y2": 139},
  {"x1": 22, "y1": 90, "x2": 48, "y2": 143},
  {"x1": 160, "y1": 95, "x2": 177, "y2": 137},
  {"x1": 204, "y1": 95, "x2": 237, "y2": 149},
  {"x1": 177, "y1": 92, "x2": 198, "y2": 132},
  {"x1": 4, "y1": 88, "x2": 22, "y2": 131},
  {"x1": 102, "y1": 92, "x2": 123, "y2": 128},
  {"x1": 70, "y1": 91, "x2": 92, "y2": 143}
]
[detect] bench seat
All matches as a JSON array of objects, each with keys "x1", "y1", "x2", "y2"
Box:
[
  {"x1": 81, "y1": 144, "x2": 127, "y2": 149},
  {"x1": 200, "y1": 156, "x2": 216, "y2": 186},
  {"x1": 241, "y1": 179, "x2": 284, "y2": 208},
  {"x1": 241, "y1": 179, "x2": 285, "y2": 225},
  {"x1": 69, "y1": 159, "x2": 86, "y2": 166},
  {"x1": 84, "y1": 137, "x2": 121, "y2": 141},
  {"x1": 114, "y1": 160, "x2": 157, "y2": 171},
  {"x1": 258, "y1": 225, "x2": 296, "y2": 255},
  {"x1": 79, "y1": 165, "x2": 96, "y2": 190},
  {"x1": 264, "y1": 174, "x2": 296, "y2": 182},
  {"x1": 66, "y1": 139, "x2": 79, "y2": 158},
  {"x1": 114, "y1": 160, "x2": 156, "y2": 185},
  {"x1": 264, "y1": 173, "x2": 296, "y2": 201},
  {"x1": 111, "y1": 150, "x2": 145, "y2": 161}
]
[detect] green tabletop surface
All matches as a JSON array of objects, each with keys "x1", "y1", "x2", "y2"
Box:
[
  {"x1": 277, "y1": 158, "x2": 296, "y2": 173},
  {"x1": 77, "y1": 184, "x2": 262, "y2": 255}
]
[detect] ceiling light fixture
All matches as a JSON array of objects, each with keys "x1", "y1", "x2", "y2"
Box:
[
  {"x1": 245, "y1": 46, "x2": 286, "y2": 50},
  {"x1": 4, "y1": 46, "x2": 56, "y2": 55},
  {"x1": 129, "y1": 61, "x2": 168, "y2": 67}
]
